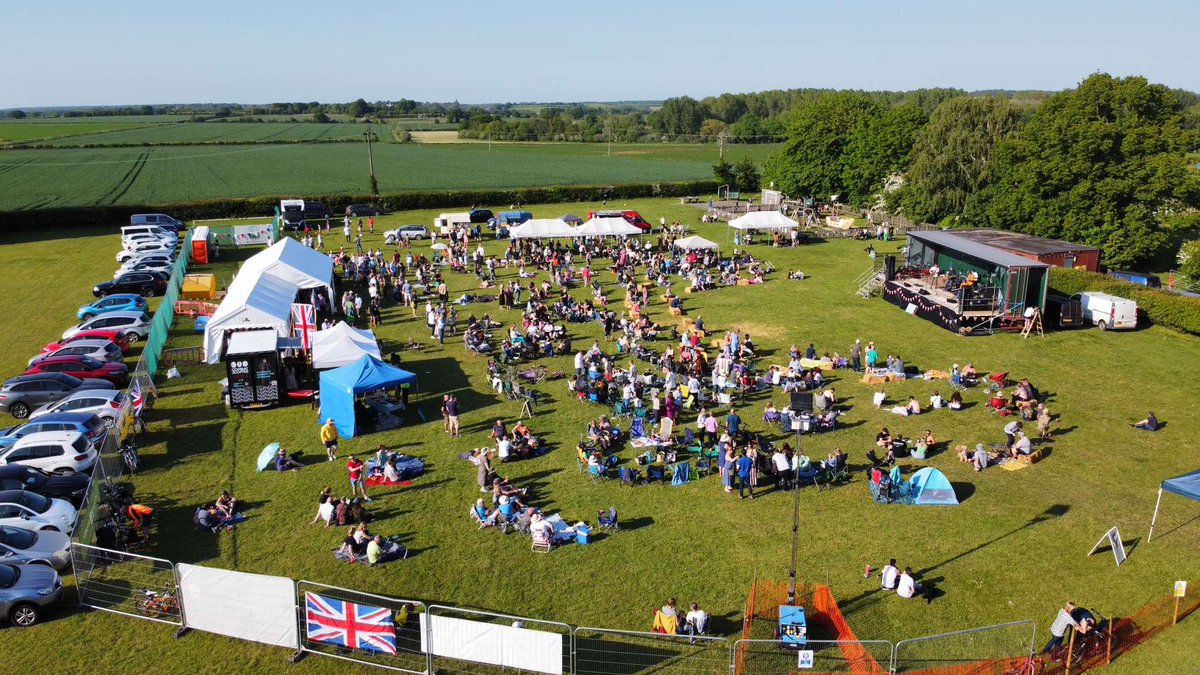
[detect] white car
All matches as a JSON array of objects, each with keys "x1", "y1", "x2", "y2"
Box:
[
  {"x1": 29, "y1": 390, "x2": 126, "y2": 429},
  {"x1": 122, "y1": 233, "x2": 176, "y2": 249},
  {"x1": 115, "y1": 259, "x2": 173, "y2": 277},
  {"x1": 0, "y1": 490, "x2": 76, "y2": 533},
  {"x1": 116, "y1": 241, "x2": 174, "y2": 263},
  {"x1": 63, "y1": 311, "x2": 151, "y2": 342},
  {"x1": 384, "y1": 226, "x2": 429, "y2": 243},
  {"x1": 28, "y1": 339, "x2": 123, "y2": 368},
  {"x1": 0, "y1": 432, "x2": 96, "y2": 475},
  {"x1": 0, "y1": 525, "x2": 72, "y2": 570}
]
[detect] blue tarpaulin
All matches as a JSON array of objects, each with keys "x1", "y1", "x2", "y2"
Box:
[{"x1": 318, "y1": 355, "x2": 417, "y2": 438}]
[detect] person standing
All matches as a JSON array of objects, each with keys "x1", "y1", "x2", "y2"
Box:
[
  {"x1": 446, "y1": 394, "x2": 461, "y2": 437},
  {"x1": 440, "y1": 395, "x2": 451, "y2": 433},
  {"x1": 736, "y1": 450, "x2": 754, "y2": 499},
  {"x1": 320, "y1": 418, "x2": 339, "y2": 461},
  {"x1": 346, "y1": 455, "x2": 371, "y2": 502},
  {"x1": 1042, "y1": 602, "x2": 1083, "y2": 654},
  {"x1": 343, "y1": 217, "x2": 351, "y2": 242},
  {"x1": 355, "y1": 232, "x2": 364, "y2": 254},
  {"x1": 850, "y1": 339, "x2": 862, "y2": 372}
]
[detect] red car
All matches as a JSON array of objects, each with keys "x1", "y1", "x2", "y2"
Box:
[
  {"x1": 24, "y1": 355, "x2": 129, "y2": 386},
  {"x1": 41, "y1": 330, "x2": 131, "y2": 356}
]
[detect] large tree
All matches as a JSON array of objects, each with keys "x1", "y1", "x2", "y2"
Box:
[
  {"x1": 975, "y1": 73, "x2": 1200, "y2": 268},
  {"x1": 650, "y1": 96, "x2": 707, "y2": 136},
  {"x1": 843, "y1": 104, "x2": 927, "y2": 202},
  {"x1": 763, "y1": 92, "x2": 881, "y2": 201},
  {"x1": 895, "y1": 96, "x2": 1021, "y2": 223}
]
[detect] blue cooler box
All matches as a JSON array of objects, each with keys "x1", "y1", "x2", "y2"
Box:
[{"x1": 576, "y1": 525, "x2": 593, "y2": 545}]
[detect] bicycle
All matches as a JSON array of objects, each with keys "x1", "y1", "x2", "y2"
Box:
[
  {"x1": 119, "y1": 440, "x2": 139, "y2": 476},
  {"x1": 134, "y1": 587, "x2": 181, "y2": 619}
]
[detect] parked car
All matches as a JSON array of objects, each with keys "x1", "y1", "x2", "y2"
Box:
[
  {"x1": 384, "y1": 226, "x2": 429, "y2": 243},
  {"x1": 0, "y1": 412, "x2": 108, "y2": 450},
  {"x1": 0, "y1": 526, "x2": 72, "y2": 571},
  {"x1": 130, "y1": 213, "x2": 186, "y2": 232},
  {"x1": 0, "y1": 432, "x2": 97, "y2": 475},
  {"x1": 1043, "y1": 295, "x2": 1084, "y2": 330},
  {"x1": 469, "y1": 208, "x2": 495, "y2": 224},
  {"x1": 28, "y1": 339, "x2": 123, "y2": 368},
  {"x1": 40, "y1": 331, "x2": 131, "y2": 357},
  {"x1": 122, "y1": 224, "x2": 179, "y2": 241},
  {"x1": 24, "y1": 356, "x2": 129, "y2": 387},
  {"x1": 1072, "y1": 292, "x2": 1138, "y2": 331},
  {"x1": 346, "y1": 203, "x2": 386, "y2": 217},
  {"x1": 122, "y1": 233, "x2": 176, "y2": 250},
  {"x1": 115, "y1": 259, "x2": 173, "y2": 277},
  {"x1": 76, "y1": 294, "x2": 148, "y2": 321},
  {"x1": 587, "y1": 209, "x2": 653, "y2": 231},
  {"x1": 116, "y1": 241, "x2": 174, "y2": 263},
  {"x1": 63, "y1": 311, "x2": 151, "y2": 342},
  {"x1": 28, "y1": 389, "x2": 126, "y2": 428},
  {"x1": 0, "y1": 375, "x2": 115, "y2": 420},
  {"x1": 0, "y1": 561, "x2": 64, "y2": 626},
  {"x1": 93, "y1": 272, "x2": 168, "y2": 299},
  {"x1": 0, "y1": 490, "x2": 77, "y2": 533},
  {"x1": 0, "y1": 466, "x2": 90, "y2": 506}
]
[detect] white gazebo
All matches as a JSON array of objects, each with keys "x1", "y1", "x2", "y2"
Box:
[
  {"x1": 312, "y1": 321, "x2": 382, "y2": 369},
  {"x1": 203, "y1": 273, "x2": 297, "y2": 363},
  {"x1": 728, "y1": 211, "x2": 799, "y2": 231},
  {"x1": 576, "y1": 216, "x2": 643, "y2": 237},
  {"x1": 508, "y1": 218, "x2": 581, "y2": 239},
  {"x1": 672, "y1": 235, "x2": 720, "y2": 251}
]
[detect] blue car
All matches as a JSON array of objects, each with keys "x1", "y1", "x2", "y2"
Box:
[
  {"x1": 0, "y1": 412, "x2": 108, "y2": 449},
  {"x1": 76, "y1": 294, "x2": 147, "y2": 321}
]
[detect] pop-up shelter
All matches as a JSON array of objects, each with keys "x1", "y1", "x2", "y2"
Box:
[
  {"x1": 576, "y1": 216, "x2": 643, "y2": 237},
  {"x1": 508, "y1": 219, "x2": 580, "y2": 239},
  {"x1": 673, "y1": 235, "x2": 720, "y2": 251},
  {"x1": 728, "y1": 211, "x2": 799, "y2": 230},
  {"x1": 1149, "y1": 468, "x2": 1200, "y2": 541},
  {"x1": 311, "y1": 321, "x2": 381, "y2": 369},
  {"x1": 908, "y1": 467, "x2": 959, "y2": 506},
  {"x1": 318, "y1": 355, "x2": 417, "y2": 438}
]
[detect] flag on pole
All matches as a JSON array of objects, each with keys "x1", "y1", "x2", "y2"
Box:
[
  {"x1": 292, "y1": 303, "x2": 316, "y2": 350},
  {"x1": 305, "y1": 592, "x2": 397, "y2": 655},
  {"x1": 130, "y1": 379, "x2": 144, "y2": 416}
]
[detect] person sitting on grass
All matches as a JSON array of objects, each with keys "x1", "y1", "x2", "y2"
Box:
[
  {"x1": 472, "y1": 498, "x2": 497, "y2": 527},
  {"x1": 876, "y1": 428, "x2": 893, "y2": 449},
  {"x1": 929, "y1": 390, "x2": 944, "y2": 410},
  {"x1": 1132, "y1": 412, "x2": 1159, "y2": 432},
  {"x1": 682, "y1": 602, "x2": 709, "y2": 642},
  {"x1": 948, "y1": 390, "x2": 964, "y2": 411},
  {"x1": 367, "y1": 535, "x2": 405, "y2": 565},
  {"x1": 214, "y1": 490, "x2": 238, "y2": 520},
  {"x1": 971, "y1": 444, "x2": 994, "y2": 472},
  {"x1": 337, "y1": 526, "x2": 367, "y2": 562},
  {"x1": 275, "y1": 447, "x2": 303, "y2": 472},
  {"x1": 1009, "y1": 431, "x2": 1033, "y2": 458}
]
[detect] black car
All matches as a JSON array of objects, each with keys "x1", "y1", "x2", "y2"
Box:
[
  {"x1": 93, "y1": 272, "x2": 168, "y2": 298},
  {"x1": 304, "y1": 201, "x2": 332, "y2": 220},
  {"x1": 469, "y1": 209, "x2": 494, "y2": 224},
  {"x1": 0, "y1": 465, "x2": 89, "y2": 506},
  {"x1": 346, "y1": 203, "x2": 386, "y2": 217}
]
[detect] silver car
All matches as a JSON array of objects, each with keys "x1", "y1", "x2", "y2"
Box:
[
  {"x1": 0, "y1": 562, "x2": 63, "y2": 626},
  {"x1": 28, "y1": 339, "x2": 123, "y2": 367},
  {"x1": 0, "y1": 526, "x2": 71, "y2": 570},
  {"x1": 63, "y1": 311, "x2": 151, "y2": 342},
  {"x1": 29, "y1": 389, "x2": 126, "y2": 428}
]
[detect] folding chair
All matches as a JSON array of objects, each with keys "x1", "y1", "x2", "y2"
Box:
[
  {"x1": 613, "y1": 401, "x2": 631, "y2": 420},
  {"x1": 645, "y1": 464, "x2": 667, "y2": 484},
  {"x1": 695, "y1": 457, "x2": 714, "y2": 477},
  {"x1": 619, "y1": 466, "x2": 640, "y2": 486},
  {"x1": 531, "y1": 529, "x2": 553, "y2": 553},
  {"x1": 597, "y1": 507, "x2": 619, "y2": 530},
  {"x1": 986, "y1": 371, "x2": 1009, "y2": 393},
  {"x1": 469, "y1": 507, "x2": 493, "y2": 529},
  {"x1": 670, "y1": 461, "x2": 691, "y2": 486},
  {"x1": 629, "y1": 417, "x2": 646, "y2": 438},
  {"x1": 588, "y1": 464, "x2": 613, "y2": 483},
  {"x1": 682, "y1": 427, "x2": 697, "y2": 447}
]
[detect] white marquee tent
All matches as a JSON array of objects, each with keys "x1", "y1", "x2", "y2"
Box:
[
  {"x1": 203, "y1": 273, "x2": 297, "y2": 363},
  {"x1": 508, "y1": 219, "x2": 580, "y2": 239},
  {"x1": 576, "y1": 216, "x2": 643, "y2": 237},
  {"x1": 236, "y1": 237, "x2": 335, "y2": 304},
  {"x1": 672, "y1": 235, "x2": 720, "y2": 251},
  {"x1": 728, "y1": 211, "x2": 800, "y2": 230},
  {"x1": 312, "y1": 321, "x2": 382, "y2": 369}
]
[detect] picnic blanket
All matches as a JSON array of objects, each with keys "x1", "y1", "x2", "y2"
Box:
[
  {"x1": 365, "y1": 477, "x2": 414, "y2": 488},
  {"x1": 1000, "y1": 460, "x2": 1028, "y2": 472},
  {"x1": 365, "y1": 455, "x2": 426, "y2": 480},
  {"x1": 630, "y1": 436, "x2": 671, "y2": 448},
  {"x1": 924, "y1": 369, "x2": 951, "y2": 380}
]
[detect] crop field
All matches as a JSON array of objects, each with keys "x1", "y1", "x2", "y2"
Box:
[
  {"x1": 38, "y1": 122, "x2": 381, "y2": 146},
  {"x1": 0, "y1": 119, "x2": 176, "y2": 143},
  {"x1": 0, "y1": 142, "x2": 776, "y2": 211},
  {"x1": 0, "y1": 197, "x2": 1197, "y2": 674}
]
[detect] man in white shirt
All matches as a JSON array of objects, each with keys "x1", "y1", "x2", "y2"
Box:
[
  {"x1": 683, "y1": 602, "x2": 709, "y2": 643},
  {"x1": 772, "y1": 450, "x2": 792, "y2": 490},
  {"x1": 1010, "y1": 432, "x2": 1032, "y2": 457},
  {"x1": 881, "y1": 559, "x2": 900, "y2": 590},
  {"x1": 497, "y1": 437, "x2": 513, "y2": 462},
  {"x1": 897, "y1": 568, "x2": 919, "y2": 599}
]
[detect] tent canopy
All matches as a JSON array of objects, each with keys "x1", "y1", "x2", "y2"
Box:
[
  {"x1": 673, "y1": 235, "x2": 720, "y2": 251},
  {"x1": 203, "y1": 274, "x2": 296, "y2": 363},
  {"x1": 576, "y1": 216, "x2": 643, "y2": 236},
  {"x1": 238, "y1": 237, "x2": 335, "y2": 294},
  {"x1": 560, "y1": 213, "x2": 583, "y2": 224},
  {"x1": 509, "y1": 218, "x2": 580, "y2": 239},
  {"x1": 1162, "y1": 469, "x2": 1200, "y2": 500},
  {"x1": 318, "y1": 355, "x2": 417, "y2": 438},
  {"x1": 909, "y1": 467, "x2": 959, "y2": 506},
  {"x1": 728, "y1": 211, "x2": 799, "y2": 230},
  {"x1": 312, "y1": 322, "x2": 381, "y2": 369}
]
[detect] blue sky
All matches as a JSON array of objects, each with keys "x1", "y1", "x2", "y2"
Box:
[{"x1": 3, "y1": 0, "x2": 1196, "y2": 108}]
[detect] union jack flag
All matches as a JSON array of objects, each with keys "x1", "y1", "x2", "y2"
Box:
[
  {"x1": 291, "y1": 303, "x2": 316, "y2": 351},
  {"x1": 130, "y1": 379, "x2": 144, "y2": 415},
  {"x1": 305, "y1": 592, "x2": 397, "y2": 655}
]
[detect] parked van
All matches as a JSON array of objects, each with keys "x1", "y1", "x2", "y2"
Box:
[
  {"x1": 434, "y1": 212, "x2": 472, "y2": 234},
  {"x1": 499, "y1": 210, "x2": 532, "y2": 226},
  {"x1": 1043, "y1": 295, "x2": 1084, "y2": 330},
  {"x1": 121, "y1": 225, "x2": 177, "y2": 243},
  {"x1": 130, "y1": 214, "x2": 185, "y2": 232},
  {"x1": 1108, "y1": 270, "x2": 1161, "y2": 288},
  {"x1": 1072, "y1": 292, "x2": 1138, "y2": 331},
  {"x1": 280, "y1": 199, "x2": 306, "y2": 231}
]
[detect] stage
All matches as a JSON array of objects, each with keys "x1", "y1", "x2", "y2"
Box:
[{"x1": 882, "y1": 279, "x2": 1001, "y2": 335}]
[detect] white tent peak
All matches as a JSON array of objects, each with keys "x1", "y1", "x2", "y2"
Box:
[
  {"x1": 312, "y1": 321, "x2": 381, "y2": 369},
  {"x1": 576, "y1": 216, "x2": 643, "y2": 236},
  {"x1": 728, "y1": 211, "x2": 799, "y2": 230},
  {"x1": 673, "y1": 235, "x2": 720, "y2": 250},
  {"x1": 509, "y1": 219, "x2": 580, "y2": 239}
]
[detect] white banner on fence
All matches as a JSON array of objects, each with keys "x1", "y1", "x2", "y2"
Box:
[
  {"x1": 233, "y1": 224, "x2": 275, "y2": 247},
  {"x1": 176, "y1": 563, "x2": 299, "y2": 649},
  {"x1": 420, "y1": 613, "x2": 562, "y2": 674}
]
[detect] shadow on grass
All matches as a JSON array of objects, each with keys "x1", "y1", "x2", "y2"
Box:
[
  {"x1": 1147, "y1": 512, "x2": 1200, "y2": 543},
  {"x1": 950, "y1": 482, "x2": 976, "y2": 502},
  {"x1": 145, "y1": 420, "x2": 226, "y2": 472}
]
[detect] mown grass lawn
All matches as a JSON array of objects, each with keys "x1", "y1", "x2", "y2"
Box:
[{"x1": 0, "y1": 197, "x2": 1197, "y2": 674}]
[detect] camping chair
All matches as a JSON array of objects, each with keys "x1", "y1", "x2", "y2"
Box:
[
  {"x1": 470, "y1": 507, "x2": 493, "y2": 529},
  {"x1": 588, "y1": 464, "x2": 613, "y2": 483},
  {"x1": 531, "y1": 528, "x2": 553, "y2": 553},
  {"x1": 695, "y1": 457, "x2": 714, "y2": 477},
  {"x1": 645, "y1": 464, "x2": 667, "y2": 484},
  {"x1": 612, "y1": 401, "x2": 632, "y2": 420},
  {"x1": 950, "y1": 371, "x2": 965, "y2": 392},
  {"x1": 670, "y1": 461, "x2": 691, "y2": 486},
  {"x1": 986, "y1": 371, "x2": 1009, "y2": 393},
  {"x1": 986, "y1": 396, "x2": 1010, "y2": 416},
  {"x1": 597, "y1": 507, "x2": 619, "y2": 530},
  {"x1": 629, "y1": 417, "x2": 646, "y2": 439},
  {"x1": 619, "y1": 466, "x2": 641, "y2": 486},
  {"x1": 682, "y1": 427, "x2": 697, "y2": 448}
]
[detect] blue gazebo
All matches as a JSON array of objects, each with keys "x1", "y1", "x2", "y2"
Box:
[
  {"x1": 1149, "y1": 468, "x2": 1200, "y2": 542},
  {"x1": 318, "y1": 355, "x2": 417, "y2": 438}
]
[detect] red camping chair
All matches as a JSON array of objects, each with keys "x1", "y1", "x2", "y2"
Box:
[{"x1": 986, "y1": 371, "x2": 1009, "y2": 392}]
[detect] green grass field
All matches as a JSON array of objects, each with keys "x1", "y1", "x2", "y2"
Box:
[
  {"x1": 37, "y1": 122, "x2": 377, "y2": 146},
  {"x1": 0, "y1": 197, "x2": 1196, "y2": 673},
  {"x1": 0, "y1": 143, "x2": 776, "y2": 211},
  {"x1": 0, "y1": 119, "x2": 180, "y2": 143}
]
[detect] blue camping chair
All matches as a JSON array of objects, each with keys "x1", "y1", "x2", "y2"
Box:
[
  {"x1": 645, "y1": 464, "x2": 667, "y2": 484},
  {"x1": 670, "y1": 461, "x2": 691, "y2": 486},
  {"x1": 629, "y1": 418, "x2": 646, "y2": 438},
  {"x1": 598, "y1": 507, "x2": 619, "y2": 530}
]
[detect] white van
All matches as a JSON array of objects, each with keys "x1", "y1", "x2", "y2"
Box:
[
  {"x1": 1072, "y1": 292, "x2": 1138, "y2": 331},
  {"x1": 121, "y1": 225, "x2": 178, "y2": 243}
]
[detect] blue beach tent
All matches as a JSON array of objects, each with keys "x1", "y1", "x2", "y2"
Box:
[
  {"x1": 318, "y1": 355, "x2": 417, "y2": 438},
  {"x1": 1149, "y1": 468, "x2": 1200, "y2": 542},
  {"x1": 908, "y1": 467, "x2": 959, "y2": 506}
]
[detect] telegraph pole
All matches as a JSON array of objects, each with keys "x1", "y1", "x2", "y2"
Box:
[{"x1": 363, "y1": 126, "x2": 378, "y2": 196}]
